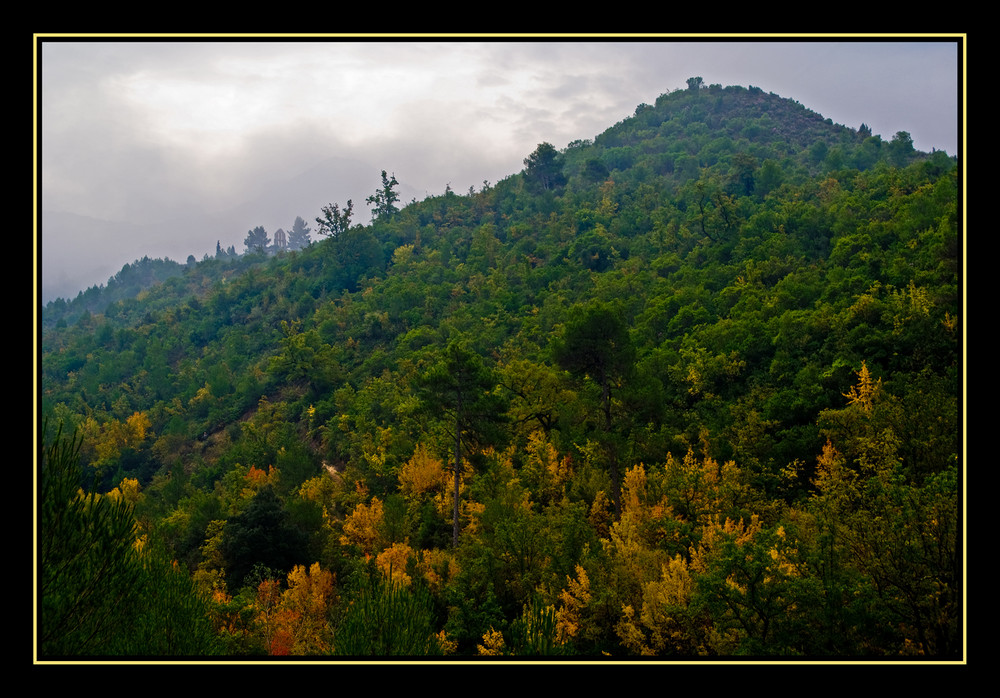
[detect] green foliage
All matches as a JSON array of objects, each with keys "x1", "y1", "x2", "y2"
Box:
[
  {"x1": 523, "y1": 142, "x2": 567, "y2": 192},
  {"x1": 40, "y1": 423, "x2": 140, "y2": 656},
  {"x1": 39, "y1": 81, "x2": 960, "y2": 659},
  {"x1": 366, "y1": 170, "x2": 400, "y2": 222},
  {"x1": 334, "y1": 574, "x2": 443, "y2": 656},
  {"x1": 288, "y1": 215, "x2": 313, "y2": 249},
  {"x1": 244, "y1": 225, "x2": 270, "y2": 253},
  {"x1": 39, "y1": 422, "x2": 217, "y2": 656},
  {"x1": 691, "y1": 522, "x2": 824, "y2": 655},
  {"x1": 315, "y1": 199, "x2": 354, "y2": 238},
  {"x1": 506, "y1": 597, "x2": 566, "y2": 656},
  {"x1": 219, "y1": 485, "x2": 311, "y2": 591},
  {"x1": 415, "y1": 340, "x2": 509, "y2": 546}
]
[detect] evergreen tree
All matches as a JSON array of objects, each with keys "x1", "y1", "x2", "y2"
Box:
[
  {"x1": 366, "y1": 170, "x2": 400, "y2": 222},
  {"x1": 288, "y1": 215, "x2": 312, "y2": 249},
  {"x1": 39, "y1": 422, "x2": 217, "y2": 656},
  {"x1": 244, "y1": 225, "x2": 270, "y2": 253},
  {"x1": 523, "y1": 142, "x2": 566, "y2": 192},
  {"x1": 551, "y1": 302, "x2": 636, "y2": 518},
  {"x1": 219, "y1": 485, "x2": 310, "y2": 591},
  {"x1": 415, "y1": 341, "x2": 508, "y2": 547}
]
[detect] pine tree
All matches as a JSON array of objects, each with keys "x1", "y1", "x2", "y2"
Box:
[
  {"x1": 288, "y1": 215, "x2": 312, "y2": 249},
  {"x1": 415, "y1": 341, "x2": 508, "y2": 546},
  {"x1": 366, "y1": 170, "x2": 400, "y2": 222}
]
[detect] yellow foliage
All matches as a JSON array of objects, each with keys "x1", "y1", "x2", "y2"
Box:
[
  {"x1": 621, "y1": 464, "x2": 649, "y2": 518},
  {"x1": 125, "y1": 411, "x2": 151, "y2": 442},
  {"x1": 376, "y1": 542, "x2": 414, "y2": 587},
  {"x1": 298, "y1": 474, "x2": 339, "y2": 526},
  {"x1": 118, "y1": 477, "x2": 142, "y2": 504},
  {"x1": 255, "y1": 563, "x2": 338, "y2": 656},
  {"x1": 588, "y1": 490, "x2": 612, "y2": 539},
  {"x1": 392, "y1": 243, "x2": 415, "y2": 266},
  {"x1": 616, "y1": 605, "x2": 652, "y2": 655},
  {"x1": 189, "y1": 382, "x2": 213, "y2": 406},
  {"x1": 660, "y1": 449, "x2": 746, "y2": 527},
  {"x1": 399, "y1": 443, "x2": 448, "y2": 501},
  {"x1": 646, "y1": 555, "x2": 695, "y2": 609},
  {"x1": 435, "y1": 629, "x2": 458, "y2": 655},
  {"x1": 298, "y1": 474, "x2": 335, "y2": 504},
  {"x1": 105, "y1": 477, "x2": 142, "y2": 506},
  {"x1": 416, "y1": 548, "x2": 460, "y2": 595},
  {"x1": 477, "y1": 627, "x2": 506, "y2": 656},
  {"x1": 888, "y1": 280, "x2": 933, "y2": 333},
  {"x1": 598, "y1": 179, "x2": 618, "y2": 217},
  {"x1": 766, "y1": 526, "x2": 801, "y2": 580},
  {"x1": 132, "y1": 533, "x2": 148, "y2": 555},
  {"x1": 89, "y1": 411, "x2": 152, "y2": 462},
  {"x1": 284, "y1": 563, "x2": 335, "y2": 617},
  {"x1": 193, "y1": 567, "x2": 228, "y2": 601},
  {"x1": 555, "y1": 564, "x2": 592, "y2": 644},
  {"x1": 842, "y1": 360, "x2": 881, "y2": 414},
  {"x1": 459, "y1": 498, "x2": 486, "y2": 539},
  {"x1": 429, "y1": 456, "x2": 476, "y2": 527},
  {"x1": 340, "y1": 496, "x2": 385, "y2": 557},
  {"x1": 689, "y1": 514, "x2": 762, "y2": 574},
  {"x1": 811, "y1": 439, "x2": 856, "y2": 499},
  {"x1": 521, "y1": 430, "x2": 573, "y2": 503}
]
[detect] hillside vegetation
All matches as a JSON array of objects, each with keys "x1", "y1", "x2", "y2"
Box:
[{"x1": 38, "y1": 80, "x2": 961, "y2": 659}]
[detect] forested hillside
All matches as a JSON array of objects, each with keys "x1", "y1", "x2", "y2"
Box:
[{"x1": 38, "y1": 79, "x2": 961, "y2": 660}]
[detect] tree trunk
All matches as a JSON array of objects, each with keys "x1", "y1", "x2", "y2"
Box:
[{"x1": 453, "y1": 394, "x2": 462, "y2": 548}]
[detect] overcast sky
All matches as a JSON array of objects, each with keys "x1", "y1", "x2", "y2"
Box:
[{"x1": 37, "y1": 36, "x2": 962, "y2": 303}]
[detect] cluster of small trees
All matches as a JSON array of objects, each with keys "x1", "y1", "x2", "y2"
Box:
[
  {"x1": 238, "y1": 170, "x2": 402, "y2": 257},
  {"x1": 242, "y1": 215, "x2": 315, "y2": 255}
]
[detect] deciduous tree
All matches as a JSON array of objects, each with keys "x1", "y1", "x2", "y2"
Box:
[
  {"x1": 316, "y1": 200, "x2": 353, "y2": 238},
  {"x1": 415, "y1": 340, "x2": 508, "y2": 546}
]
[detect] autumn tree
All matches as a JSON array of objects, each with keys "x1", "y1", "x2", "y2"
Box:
[
  {"x1": 415, "y1": 340, "x2": 508, "y2": 547},
  {"x1": 270, "y1": 563, "x2": 336, "y2": 655},
  {"x1": 340, "y1": 491, "x2": 386, "y2": 559}
]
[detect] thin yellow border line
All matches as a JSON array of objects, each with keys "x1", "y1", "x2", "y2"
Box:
[{"x1": 33, "y1": 32, "x2": 968, "y2": 668}]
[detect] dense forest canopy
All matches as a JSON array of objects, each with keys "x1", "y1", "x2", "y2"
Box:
[{"x1": 38, "y1": 80, "x2": 961, "y2": 660}]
